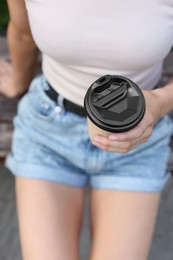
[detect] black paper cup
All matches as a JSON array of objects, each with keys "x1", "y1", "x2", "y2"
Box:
[{"x1": 84, "y1": 75, "x2": 146, "y2": 139}]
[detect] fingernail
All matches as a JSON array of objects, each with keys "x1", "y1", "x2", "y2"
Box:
[
  {"x1": 109, "y1": 135, "x2": 118, "y2": 140},
  {"x1": 93, "y1": 136, "x2": 101, "y2": 143}
]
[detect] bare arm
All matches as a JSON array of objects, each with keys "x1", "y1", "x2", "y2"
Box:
[
  {"x1": 0, "y1": 0, "x2": 39, "y2": 97},
  {"x1": 155, "y1": 78, "x2": 173, "y2": 116}
]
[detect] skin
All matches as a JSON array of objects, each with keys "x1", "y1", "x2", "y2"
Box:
[
  {"x1": 1, "y1": 0, "x2": 173, "y2": 259},
  {"x1": 92, "y1": 85, "x2": 173, "y2": 153},
  {"x1": 89, "y1": 190, "x2": 160, "y2": 260},
  {"x1": 0, "y1": 59, "x2": 15, "y2": 97},
  {"x1": 0, "y1": 0, "x2": 39, "y2": 98},
  {"x1": 15, "y1": 178, "x2": 86, "y2": 260}
]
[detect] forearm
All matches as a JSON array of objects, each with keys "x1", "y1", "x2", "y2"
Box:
[
  {"x1": 153, "y1": 78, "x2": 173, "y2": 117},
  {"x1": 7, "y1": 21, "x2": 39, "y2": 95}
]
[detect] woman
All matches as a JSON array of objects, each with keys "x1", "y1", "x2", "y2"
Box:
[{"x1": 2, "y1": 0, "x2": 173, "y2": 259}]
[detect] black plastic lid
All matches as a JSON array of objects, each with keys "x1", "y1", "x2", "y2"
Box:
[{"x1": 84, "y1": 75, "x2": 146, "y2": 133}]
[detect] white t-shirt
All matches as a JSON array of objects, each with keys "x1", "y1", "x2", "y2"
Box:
[{"x1": 25, "y1": 0, "x2": 173, "y2": 106}]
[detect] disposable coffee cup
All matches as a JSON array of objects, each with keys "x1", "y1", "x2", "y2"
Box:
[{"x1": 84, "y1": 75, "x2": 146, "y2": 140}]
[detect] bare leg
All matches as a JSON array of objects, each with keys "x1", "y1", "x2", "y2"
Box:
[
  {"x1": 15, "y1": 177, "x2": 86, "y2": 260},
  {"x1": 89, "y1": 189, "x2": 160, "y2": 260}
]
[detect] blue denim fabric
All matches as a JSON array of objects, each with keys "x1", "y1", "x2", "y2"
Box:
[{"x1": 5, "y1": 75, "x2": 173, "y2": 192}]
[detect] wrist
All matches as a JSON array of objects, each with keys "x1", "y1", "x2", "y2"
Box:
[
  {"x1": 151, "y1": 83, "x2": 173, "y2": 117},
  {"x1": 13, "y1": 80, "x2": 29, "y2": 97}
]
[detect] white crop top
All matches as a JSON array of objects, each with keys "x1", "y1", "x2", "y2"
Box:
[{"x1": 25, "y1": 0, "x2": 173, "y2": 106}]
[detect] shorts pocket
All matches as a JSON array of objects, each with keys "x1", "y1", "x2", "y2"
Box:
[{"x1": 27, "y1": 77, "x2": 57, "y2": 122}]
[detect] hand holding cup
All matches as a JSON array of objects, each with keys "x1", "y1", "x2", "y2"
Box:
[{"x1": 84, "y1": 75, "x2": 148, "y2": 153}]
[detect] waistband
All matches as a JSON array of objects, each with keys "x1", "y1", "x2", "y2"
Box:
[
  {"x1": 44, "y1": 79, "x2": 161, "y2": 118},
  {"x1": 45, "y1": 82, "x2": 87, "y2": 117}
]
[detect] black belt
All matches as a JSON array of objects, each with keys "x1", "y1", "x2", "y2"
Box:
[
  {"x1": 45, "y1": 82, "x2": 86, "y2": 117},
  {"x1": 45, "y1": 80, "x2": 161, "y2": 117}
]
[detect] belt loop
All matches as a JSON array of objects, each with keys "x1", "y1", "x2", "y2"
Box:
[
  {"x1": 42, "y1": 75, "x2": 49, "y2": 91},
  {"x1": 57, "y1": 95, "x2": 65, "y2": 114},
  {"x1": 44, "y1": 79, "x2": 86, "y2": 116}
]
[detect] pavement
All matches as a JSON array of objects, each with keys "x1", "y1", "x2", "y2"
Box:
[{"x1": 1, "y1": 36, "x2": 173, "y2": 260}]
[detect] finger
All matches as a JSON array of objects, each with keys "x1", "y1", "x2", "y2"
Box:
[
  {"x1": 108, "y1": 113, "x2": 154, "y2": 142},
  {"x1": 108, "y1": 125, "x2": 145, "y2": 142},
  {"x1": 0, "y1": 62, "x2": 6, "y2": 74},
  {"x1": 94, "y1": 135, "x2": 150, "y2": 153},
  {"x1": 92, "y1": 128, "x2": 152, "y2": 152},
  {"x1": 93, "y1": 139, "x2": 140, "y2": 153},
  {"x1": 92, "y1": 135, "x2": 135, "y2": 152},
  {"x1": 0, "y1": 59, "x2": 10, "y2": 66},
  {"x1": 92, "y1": 141, "x2": 129, "y2": 153},
  {"x1": 0, "y1": 59, "x2": 11, "y2": 73}
]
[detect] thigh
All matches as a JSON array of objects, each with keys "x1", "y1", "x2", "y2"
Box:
[
  {"x1": 89, "y1": 189, "x2": 160, "y2": 260},
  {"x1": 15, "y1": 177, "x2": 86, "y2": 260}
]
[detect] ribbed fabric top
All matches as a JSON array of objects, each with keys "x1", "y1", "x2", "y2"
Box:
[{"x1": 25, "y1": 0, "x2": 173, "y2": 106}]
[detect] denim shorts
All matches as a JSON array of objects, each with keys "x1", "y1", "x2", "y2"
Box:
[{"x1": 5, "y1": 75, "x2": 173, "y2": 192}]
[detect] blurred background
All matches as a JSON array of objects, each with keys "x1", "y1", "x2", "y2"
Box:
[
  {"x1": 0, "y1": 0, "x2": 9, "y2": 36},
  {"x1": 1, "y1": 0, "x2": 173, "y2": 259}
]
